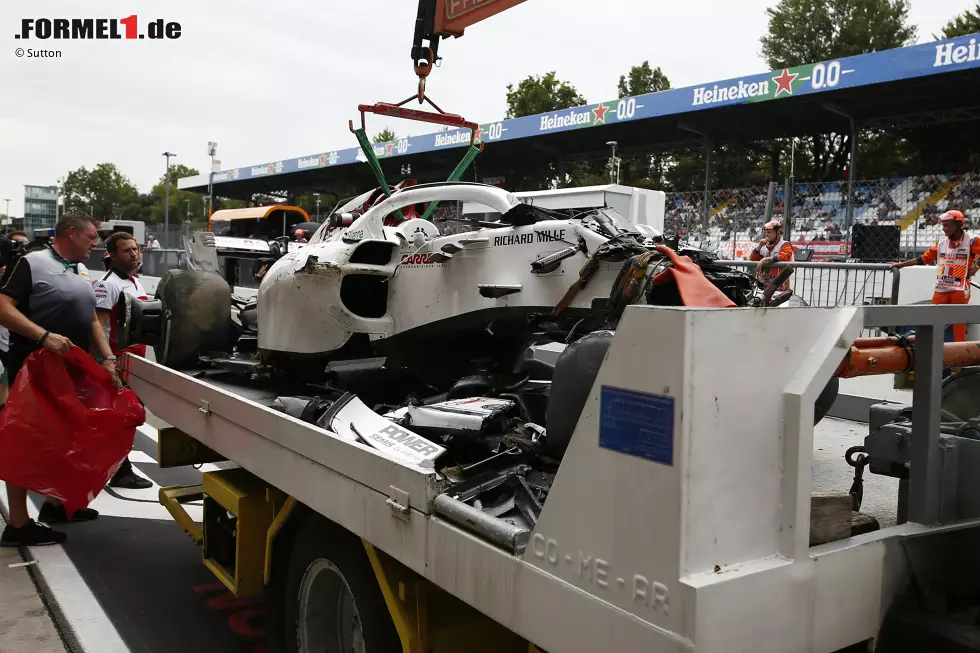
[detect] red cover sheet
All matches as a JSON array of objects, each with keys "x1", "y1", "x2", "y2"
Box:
[
  {"x1": 650, "y1": 245, "x2": 737, "y2": 308},
  {"x1": 0, "y1": 347, "x2": 145, "y2": 514}
]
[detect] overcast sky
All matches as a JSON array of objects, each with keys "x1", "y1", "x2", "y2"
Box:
[{"x1": 0, "y1": 0, "x2": 971, "y2": 216}]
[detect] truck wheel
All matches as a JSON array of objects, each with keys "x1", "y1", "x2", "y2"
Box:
[
  {"x1": 279, "y1": 515, "x2": 399, "y2": 653},
  {"x1": 156, "y1": 269, "x2": 232, "y2": 369}
]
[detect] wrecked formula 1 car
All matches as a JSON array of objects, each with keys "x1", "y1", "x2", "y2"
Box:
[{"x1": 115, "y1": 182, "x2": 835, "y2": 545}]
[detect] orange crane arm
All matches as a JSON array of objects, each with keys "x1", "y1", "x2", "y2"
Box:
[
  {"x1": 412, "y1": 0, "x2": 528, "y2": 95},
  {"x1": 433, "y1": 0, "x2": 528, "y2": 35}
]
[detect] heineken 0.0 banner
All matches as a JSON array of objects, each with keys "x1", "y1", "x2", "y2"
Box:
[{"x1": 205, "y1": 34, "x2": 980, "y2": 186}]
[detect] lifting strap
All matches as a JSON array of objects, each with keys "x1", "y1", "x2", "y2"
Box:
[
  {"x1": 350, "y1": 93, "x2": 484, "y2": 222},
  {"x1": 419, "y1": 143, "x2": 482, "y2": 221}
]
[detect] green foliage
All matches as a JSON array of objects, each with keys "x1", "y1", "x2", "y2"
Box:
[
  {"x1": 59, "y1": 162, "x2": 235, "y2": 225},
  {"x1": 505, "y1": 72, "x2": 587, "y2": 119},
  {"x1": 293, "y1": 193, "x2": 339, "y2": 220},
  {"x1": 617, "y1": 61, "x2": 670, "y2": 98},
  {"x1": 373, "y1": 128, "x2": 397, "y2": 143},
  {"x1": 760, "y1": 0, "x2": 915, "y2": 69},
  {"x1": 939, "y1": 3, "x2": 980, "y2": 39},
  {"x1": 151, "y1": 163, "x2": 209, "y2": 223},
  {"x1": 759, "y1": 0, "x2": 917, "y2": 182},
  {"x1": 615, "y1": 62, "x2": 672, "y2": 189},
  {"x1": 60, "y1": 163, "x2": 142, "y2": 221}
]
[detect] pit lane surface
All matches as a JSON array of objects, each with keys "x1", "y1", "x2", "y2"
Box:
[
  {"x1": 2, "y1": 416, "x2": 266, "y2": 653},
  {"x1": 0, "y1": 336, "x2": 265, "y2": 653}
]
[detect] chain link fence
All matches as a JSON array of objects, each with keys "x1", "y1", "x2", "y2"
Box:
[
  {"x1": 145, "y1": 224, "x2": 199, "y2": 249},
  {"x1": 666, "y1": 173, "x2": 980, "y2": 264}
]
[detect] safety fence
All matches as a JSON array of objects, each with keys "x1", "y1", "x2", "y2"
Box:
[
  {"x1": 85, "y1": 248, "x2": 184, "y2": 278},
  {"x1": 716, "y1": 261, "x2": 899, "y2": 309},
  {"x1": 717, "y1": 260, "x2": 900, "y2": 337},
  {"x1": 667, "y1": 172, "x2": 980, "y2": 264}
]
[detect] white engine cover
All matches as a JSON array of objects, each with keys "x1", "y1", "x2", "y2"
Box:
[{"x1": 256, "y1": 184, "x2": 638, "y2": 356}]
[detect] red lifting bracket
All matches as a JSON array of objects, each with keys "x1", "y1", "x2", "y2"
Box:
[{"x1": 352, "y1": 94, "x2": 482, "y2": 148}]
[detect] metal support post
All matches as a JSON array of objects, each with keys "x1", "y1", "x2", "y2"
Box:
[
  {"x1": 783, "y1": 176, "x2": 794, "y2": 243},
  {"x1": 909, "y1": 324, "x2": 944, "y2": 525},
  {"x1": 844, "y1": 126, "x2": 858, "y2": 238},
  {"x1": 913, "y1": 205, "x2": 919, "y2": 255},
  {"x1": 702, "y1": 139, "x2": 713, "y2": 232},
  {"x1": 764, "y1": 181, "x2": 777, "y2": 221},
  {"x1": 162, "y1": 151, "x2": 176, "y2": 238},
  {"x1": 207, "y1": 141, "x2": 218, "y2": 219}
]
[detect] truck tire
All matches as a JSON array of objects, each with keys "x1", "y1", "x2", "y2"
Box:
[
  {"x1": 156, "y1": 269, "x2": 232, "y2": 369},
  {"x1": 276, "y1": 514, "x2": 400, "y2": 653}
]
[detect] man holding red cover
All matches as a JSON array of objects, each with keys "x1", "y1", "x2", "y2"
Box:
[{"x1": 0, "y1": 211, "x2": 121, "y2": 547}]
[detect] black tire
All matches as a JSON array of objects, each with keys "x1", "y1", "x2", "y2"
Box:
[
  {"x1": 273, "y1": 513, "x2": 400, "y2": 653},
  {"x1": 155, "y1": 269, "x2": 232, "y2": 369}
]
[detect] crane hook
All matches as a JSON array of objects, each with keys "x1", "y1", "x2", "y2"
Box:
[{"x1": 414, "y1": 47, "x2": 435, "y2": 103}]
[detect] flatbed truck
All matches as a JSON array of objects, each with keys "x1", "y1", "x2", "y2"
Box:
[{"x1": 119, "y1": 301, "x2": 980, "y2": 653}]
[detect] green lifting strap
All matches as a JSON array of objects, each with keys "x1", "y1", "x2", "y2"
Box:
[
  {"x1": 353, "y1": 127, "x2": 394, "y2": 198},
  {"x1": 353, "y1": 127, "x2": 405, "y2": 221},
  {"x1": 353, "y1": 125, "x2": 483, "y2": 223},
  {"x1": 420, "y1": 142, "x2": 482, "y2": 221}
]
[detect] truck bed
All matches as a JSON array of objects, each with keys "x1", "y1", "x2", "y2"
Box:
[
  {"x1": 167, "y1": 368, "x2": 901, "y2": 529},
  {"x1": 122, "y1": 304, "x2": 927, "y2": 653}
]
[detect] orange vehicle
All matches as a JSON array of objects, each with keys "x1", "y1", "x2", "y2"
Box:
[{"x1": 207, "y1": 205, "x2": 311, "y2": 241}]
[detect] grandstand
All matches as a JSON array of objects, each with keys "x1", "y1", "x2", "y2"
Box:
[
  {"x1": 669, "y1": 173, "x2": 980, "y2": 260},
  {"x1": 175, "y1": 32, "x2": 980, "y2": 264}
]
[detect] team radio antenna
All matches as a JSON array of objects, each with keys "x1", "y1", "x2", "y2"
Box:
[{"x1": 411, "y1": 0, "x2": 528, "y2": 102}]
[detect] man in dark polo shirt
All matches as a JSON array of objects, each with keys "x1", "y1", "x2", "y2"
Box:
[{"x1": 0, "y1": 211, "x2": 122, "y2": 547}]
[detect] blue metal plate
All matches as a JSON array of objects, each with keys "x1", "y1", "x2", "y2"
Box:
[{"x1": 599, "y1": 385, "x2": 674, "y2": 466}]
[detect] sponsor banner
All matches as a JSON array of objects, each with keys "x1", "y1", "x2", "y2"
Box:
[
  {"x1": 207, "y1": 36, "x2": 980, "y2": 186},
  {"x1": 212, "y1": 236, "x2": 271, "y2": 252},
  {"x1": 730, "y1": 240, "x2": 848, "y2": 261}
]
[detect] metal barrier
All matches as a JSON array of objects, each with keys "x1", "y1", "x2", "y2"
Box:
[{"x1": 716, "y1": 260, "x2": 900, "y2": 309}]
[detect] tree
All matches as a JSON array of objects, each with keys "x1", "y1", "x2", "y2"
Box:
[
  {"x1": 940, "y1": 3, "x2": 980, "y2": 39},
  {"x1": 616, "y1": 62, "x2": 673, "y2": 188},
  {"x1": 61, "y1": 163, "x2": 142, "y2": 222},
  {"x1": 500, "y1": 72, "x2": 588, "y2": 189},
  {"x1": 505, "y1": 72, "x2": 586, "y2": 119},
  {"x1": 373, "y1": 128, "x2": 397, "y2": 143},
  {"x1": 151, "y1": 163, "x2": 208, "y2": 224},
  {"x1": 759, "y1": 0, "x2": 916, "y2": 180},
  {"x1": 760, "y1": 0, "x2": 915, "y2": 68},
  {"x1": 617, "y1": 61, "x2": 670, "y2": 98},
  {"x1": 294, "y1": 192, "x2": 340, "y2": 221}
]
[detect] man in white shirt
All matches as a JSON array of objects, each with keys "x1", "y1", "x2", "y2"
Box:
[{"x1": 93, "y1": 232, "x2": 152, "y2": 490}]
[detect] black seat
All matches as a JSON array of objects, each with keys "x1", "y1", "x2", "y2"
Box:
[{"x1": 545, "y1": 331, "x2": 614, "y2": 458}]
